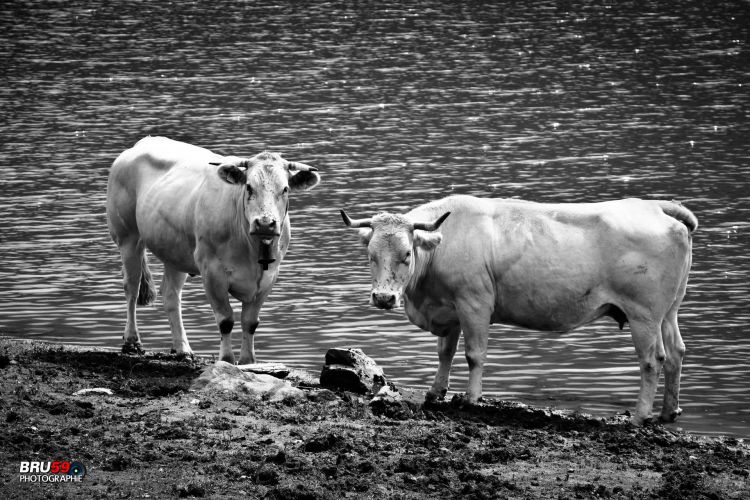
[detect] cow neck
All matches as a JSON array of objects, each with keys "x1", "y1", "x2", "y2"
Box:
[
  {"x1": 405, "y1": 244, "x2": 435, "y2": 297},
  {"x1": 233, "y1": 187, "x2": 253, "y2": 248}
]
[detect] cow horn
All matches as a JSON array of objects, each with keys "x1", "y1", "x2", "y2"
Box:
[
  {"x1": 210, "y1": 156, "x2": 247, "y2": 168},
  {"x1": 288, "y1": 161, "x2": 318, "y2": 172},
  {"x1": 340, "y1": 210, "x2": 372, "y2": 228},
  {"x1": 413, "y1": 212, "x2": 451, "y2": 231}
]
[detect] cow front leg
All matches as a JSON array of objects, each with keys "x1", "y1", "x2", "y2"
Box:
[
  {"x1": 426, "y1": 326, "x2": 460, "y2": 402},
  {"x1": 630, "y1": 319, "x2": 666, "y2": 425},
  {"x1": 162, "y1": 264, "x2": 192, "y2": 356},
  {"x1": 457, "y1": 307, "x2": 491, "y2": 404},
  {"x1": 239, "y1": 301, "x2": 264, "y2": 364},
  {"x1": 202, "y1": 273, "x2": 235, "y2": 364}
]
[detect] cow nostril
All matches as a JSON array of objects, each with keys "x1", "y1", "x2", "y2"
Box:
[
  {"x1": 254, "y1": 218, "x2": 277, "y2": 233},
  {"x1": 373, "y1": 292, "x2": 397, "y2": 309}
]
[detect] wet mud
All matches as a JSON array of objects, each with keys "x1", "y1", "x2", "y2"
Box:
[{"x1": 0, "y1": 338, "x2": 747, "y2": 499}]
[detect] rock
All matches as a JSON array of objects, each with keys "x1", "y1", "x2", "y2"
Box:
[
  {"x1": 235, "y1": 362, "x2": 290, "y2": 379},
  {"x1": 191, "y1": 361, "x2": 304, "y2": 402},
  {"x1": 371, "y1": 384, "x2": 401, "y2": 403},
  {"x1": 369, "y1": 385, "x2": 413, "y2": 420},
  {"x1": 319, "y1": 347, "x2": 387, "y2": 394}
]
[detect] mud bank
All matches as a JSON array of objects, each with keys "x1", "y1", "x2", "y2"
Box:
[{"x1": 0, "y1": 338, "x2": 747, "y2": 499}]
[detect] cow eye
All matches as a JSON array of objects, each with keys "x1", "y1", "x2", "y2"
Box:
[
  {"x1": 403, "y1": 251, "x2": 412, "y2": 264},
  {"x1": 282, "y1": 186, "x2": 289, "y2": 195},
  {"x1": 246, "y1": 185, "x2": 253, "y2": 196}
]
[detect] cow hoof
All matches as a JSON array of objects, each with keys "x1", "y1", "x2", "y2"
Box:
[
  {"x1": 424, "y1": 393, "x2": 440, "y2": 404},
  {"x1": 451, "y1": 393, "x2": 480, "y2": 407},
  {"x1": 425, "y1": 389, "x2": 447, "y2": 403},
  {"x1": 170, "y1": 350, "x2": 195, "y2": 361},
  {"x1": 659, "y1": 407, "x2": 683, "y2": 423},
  {"x1": 122, "y1": 342, "x2": 144, "y2": 355},
  {"x1": 630, "y1": 414, "x2": 654, "y2": 427}
]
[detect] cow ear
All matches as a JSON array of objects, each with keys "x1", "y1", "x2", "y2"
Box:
[
  {"x1": 217, "y1": 164, "x2": 246, "y2": 184},
  {"x1": 358, "y1": 228, "x2": 373, "y2": 246},
  {"x1": 414, "y1": 230, "x2": 443, "y2": 250},
  {"x1": 289, "y1": 169, "x2": 320, "y2": 191},
  {"x1": 287, "y1": 161, "x2": 320, "y2": 191}
]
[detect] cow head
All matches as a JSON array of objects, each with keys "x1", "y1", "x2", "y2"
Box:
[
  {"x1": 341, "y1": 209, "x2": 450, "y2": 309},
  {"x1": 214, "y1": 152, "x2": 319, "y2": 252}
]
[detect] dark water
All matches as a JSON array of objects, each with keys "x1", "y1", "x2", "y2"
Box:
[{"x1": 1, "y1": 1, "x2": 749, "y2": 437}]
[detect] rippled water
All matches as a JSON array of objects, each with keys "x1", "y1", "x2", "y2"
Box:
[{"x1": 1, "y1": 1, "x2": 749, "y2": 437}]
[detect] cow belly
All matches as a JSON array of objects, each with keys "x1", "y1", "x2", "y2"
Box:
[
  {"x1": 145, "y1": 236, "x2": 199, "y2": 275},
  {"x1": 491, "y1": 289, "x2": 608, "y2": 332}
]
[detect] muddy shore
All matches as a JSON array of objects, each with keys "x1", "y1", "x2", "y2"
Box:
[{"x1": 0, "y1": 338, "x2": 747, "y2": 499}]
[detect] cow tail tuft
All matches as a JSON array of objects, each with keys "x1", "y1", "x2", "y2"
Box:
[
  {"x1": 137, "y1": 252, "x2": 157, "y2": 306},
  {"x1": 657, "y1": 200, "x2": 698, "y2": 233}
]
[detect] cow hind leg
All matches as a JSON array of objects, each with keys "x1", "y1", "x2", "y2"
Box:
[
  {"x1": 162, "y1": 265, "x2": 192, "y2": 356},
  {"x1": 629, "y1": 318, "x2": 666, "y2": 425},
  {"x1": 660, "y1": 258, "x2": 690, "y2": 423},
  {"x1": 426, "y1": 325, "x2": 461, "y2": 402},
  {"x1": 119, "y1": 239, "x2": 153, "y2": 354},
  {"x1": 660, "y1": 308, "x2": 685, "y2": 422}
]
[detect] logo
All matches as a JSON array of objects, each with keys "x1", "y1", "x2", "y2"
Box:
[{"x1": 19, "y1": 461, "x2": 86, "y2": 483}]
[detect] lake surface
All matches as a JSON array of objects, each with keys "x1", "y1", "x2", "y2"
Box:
[{"x1": 1, "y1": 1, "x2": 748, "y2": 437}]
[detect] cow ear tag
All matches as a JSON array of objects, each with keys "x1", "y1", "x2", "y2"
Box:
[{"x1": 258, "y1": 241, "x2": 276, "y2": 271}]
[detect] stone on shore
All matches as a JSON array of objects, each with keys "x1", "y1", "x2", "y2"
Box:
[
  {"x1": 369, "y1": 384, "x2": 415, "y2": 420},
  {"x1": 191, "y1": 361, "x2": 304, "y2": 402},
  {"x1": 235, "y1": 362, "x2": 290, "y2": 379},
  {"x1": 319, "y1": 347, "x2": 387, "y2": 394}
]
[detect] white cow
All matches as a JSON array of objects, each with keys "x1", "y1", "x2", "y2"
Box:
[
  {"x1": 106, "y1": 136, "x2": 320, "y2": 363},
  {"x1": 342, "y1": 194, "x2": 697, "y2": 425}
]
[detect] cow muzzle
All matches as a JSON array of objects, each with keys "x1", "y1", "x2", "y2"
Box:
[
  {"x1": 371, "y1": 291, "x2": 398, "y2": 310},
  {"x1": 251, "y1": 217, "x2": 279, "y2": 245}
]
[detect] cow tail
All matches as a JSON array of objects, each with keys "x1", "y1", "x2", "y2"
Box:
[
  {"x1": 657, "y1": 200, "x2": 698, "y2": 233},
  {"x1": 137, "y1": 252, "x2": 157, "y2": 306}
]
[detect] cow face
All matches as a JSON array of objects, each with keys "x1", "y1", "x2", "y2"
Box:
[
  {"x1": 341, "y1": 210, "x2": 450, "y2": 309},
  {"x1": 216, "y1": 152, "x2": 319, "y2": 244}
]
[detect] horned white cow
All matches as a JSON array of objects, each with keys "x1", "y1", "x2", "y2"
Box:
[
  {"x1": 342, "y1": 194, "x2": 697, "y2": 425},
  {"x1": 106, "y1": 136, "x2": 320, "y2": 363}
]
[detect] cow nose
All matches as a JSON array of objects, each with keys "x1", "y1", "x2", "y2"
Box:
[
  {"x1": 372, "y1": 292, "x2": 397, "y2": 310},
  {"x1": 254, "y1": 218, "x2": 277, "y2": 234}
]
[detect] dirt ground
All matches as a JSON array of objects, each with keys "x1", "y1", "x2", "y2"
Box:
[{"x1": 0, "y1": 338, "x2": 748, "y2": 499}]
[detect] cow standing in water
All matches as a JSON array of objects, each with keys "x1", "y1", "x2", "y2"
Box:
[
  {"x1": 342, "y1": 194, "x2": 697, "y2": 425},
  {"x1": 106, "y1": 136, "x2": 320, "y2": 363}
]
